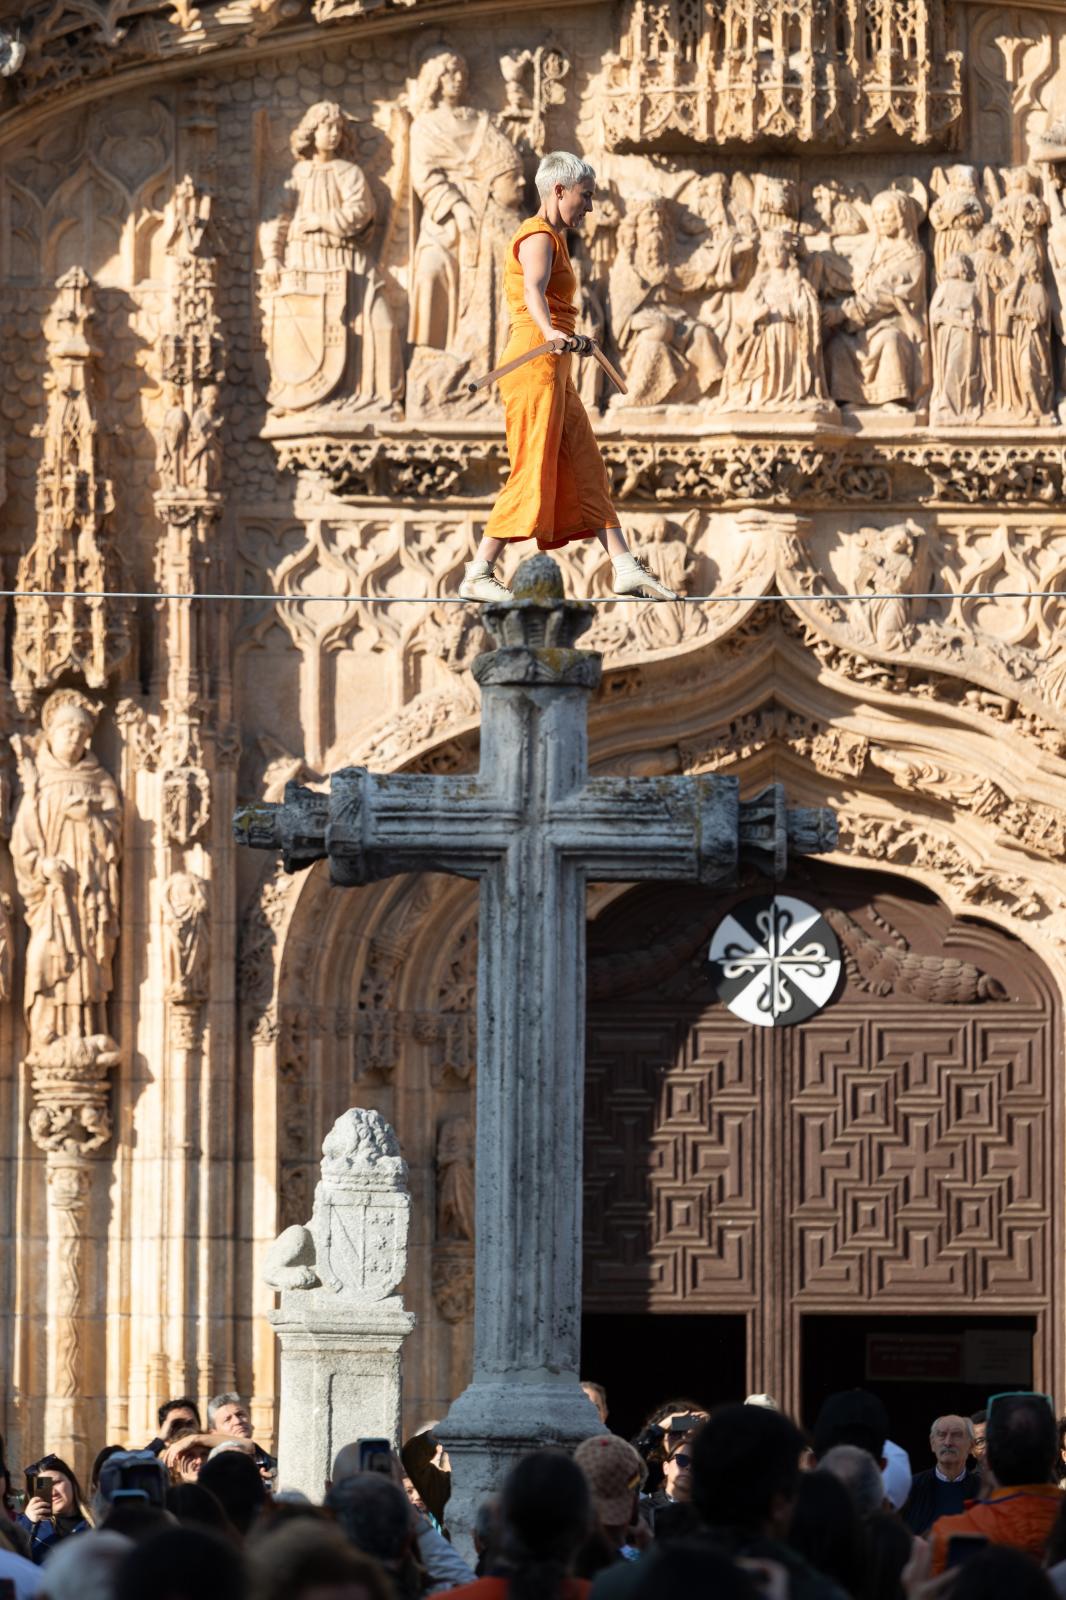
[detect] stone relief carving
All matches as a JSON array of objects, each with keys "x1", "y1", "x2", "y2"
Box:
[
  {"x1": 497, "y1": 45, "x2": 570, "y2": 157},
  {"x1": 836, "y1": 810, "x2": 1066, "y2": 926},
  {"x1": 163, "y1": 871, "x2": 211, "y2": 1004},
  {"x1": 783, "y1": 517, "x2": 1066, "y2": 727},
  {"x1": 223, "y1": 45, "x2": 1066, "y2": 448},
  {"x1": 259, "y1": 101, "x2": 402, "y2": 416},
  {"x1": 12, "y1": 269, "x2": 131, "y2": 710},
  {"x1": 436, "y1": 1114, "x2": 474, "y2": 1241},
  {"x1": 263, "y1": 1108, "x2": 410, "y2": 1303},
  {"x1": 930, "y1": 254, "x2": 983, "y2": 424},
  {"x1": 405, "y1": 46, "x2": 527, "y2": 414},
  {"x1": 720, "y1": 229, "x2": 833, "y2": 415},
  {"x1": 597, "y1": 0, "x2": 961, "y2": 151},
  {"x1": 11, "y1": 690, "x2": 121, "y2": 1057},
  {"x1": 820, "y1": 190, "x2": 929, "y2": 412}
]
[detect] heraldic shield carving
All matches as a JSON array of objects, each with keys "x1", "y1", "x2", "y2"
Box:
[{"x1": 264, "y1": 268, "x2": 348, "y2": 411}]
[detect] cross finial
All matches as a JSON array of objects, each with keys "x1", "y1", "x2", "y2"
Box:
[{"x1": 473, "y1": 554, "x2": 599, "y2": 688}]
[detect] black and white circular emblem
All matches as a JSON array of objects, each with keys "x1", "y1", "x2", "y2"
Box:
[{"x1": 708, "y1": 895, "x2": 841, "y2": 1028}]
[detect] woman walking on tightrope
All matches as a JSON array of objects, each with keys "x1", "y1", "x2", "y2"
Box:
[{"x1": 459, "y1": 151, "x2": 677, "y2": 602}]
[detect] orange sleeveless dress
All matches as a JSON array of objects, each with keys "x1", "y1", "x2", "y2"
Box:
[{"x1": 484, "y1": 217, "x2": 619, "y2": 550}]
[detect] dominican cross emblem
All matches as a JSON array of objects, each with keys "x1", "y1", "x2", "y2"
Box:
[{"x1": 709, "y1": 894, "x2": 841, "y2": 1027}]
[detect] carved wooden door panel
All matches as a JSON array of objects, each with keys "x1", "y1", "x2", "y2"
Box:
[{"x1": 583, "y1": 870, "x2": 1061, "y2": 1413}]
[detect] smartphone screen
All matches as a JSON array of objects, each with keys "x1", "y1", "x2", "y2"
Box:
[
  {"x1": 946, "y1": 1534, "x2": 989, "y2": 1569},
  {"x1": 26, "y1": 1473, "x2": 53, "y2": 1506},
  {"x1": 357, "y1": 1438, "x2": 392, "y2": 1474}
]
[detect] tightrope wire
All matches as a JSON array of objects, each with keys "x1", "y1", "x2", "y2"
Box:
[{"x1": 4, "y1": 588, "x2": 1065, "y2": 606}]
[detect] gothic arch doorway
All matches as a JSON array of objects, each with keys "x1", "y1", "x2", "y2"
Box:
[{"x1": 581, "y1": 864, "x2": 1062, "y2": 1454}]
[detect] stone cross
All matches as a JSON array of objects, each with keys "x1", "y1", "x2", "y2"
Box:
[{"x1": 235, "y1": 554, "x2": 836, "y2": 1551}]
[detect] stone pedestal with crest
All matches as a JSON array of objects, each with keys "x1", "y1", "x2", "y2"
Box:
[{"x1": 262, "y1": 1107, "x2": 415, "y2": 1496}]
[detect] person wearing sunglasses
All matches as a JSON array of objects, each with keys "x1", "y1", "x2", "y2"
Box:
[{"x1": 642, "y1": 1412, "x2": 708, "y2": 1535}]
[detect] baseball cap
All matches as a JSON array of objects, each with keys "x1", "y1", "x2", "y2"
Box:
[{"x1": 574, "y1": 1435, "x2": 646, "y2": 1526}]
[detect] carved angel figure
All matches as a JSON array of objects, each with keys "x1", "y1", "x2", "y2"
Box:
[
  {"x1": 930, "y1": 252, "x2": 982, "y2": 424},
  {"x1": 823, "y1": 190, "x2": 929, "y2": 412},
  {"x1": 260, "y1": 101, "x2": 401, "y2": 413},
  {"x1": 929, "y1": 166, "x2": 985, "y2": 279},
  {"x1": 408, "y1": 48, "x2": 525, "y2": 355},
  {"x1": 992, "y1": 167, "x2": 1049, "y2": 264},
  {"x1": 720, "y1": 229, "x2": 831, "y2": 413},
  {"x1": 11, "y1": 690, "x2": 120, "y2": 1051},
  {"x1": 851, "y1": 524, "x2": 921, "y2": 651}
]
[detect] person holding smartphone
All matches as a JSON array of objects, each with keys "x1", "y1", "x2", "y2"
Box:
[{"x1": 15, "y1": 1455, "x2": 90, "y2": 1565}]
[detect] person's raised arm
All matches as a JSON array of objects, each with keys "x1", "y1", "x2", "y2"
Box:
[{"x1": 517, "y1": 231, "x2": 570, "y2": 348}]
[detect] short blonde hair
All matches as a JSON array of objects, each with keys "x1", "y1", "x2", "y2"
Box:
[{"x1": 535, "y1": 150, "x2": 596, "y2": 199}]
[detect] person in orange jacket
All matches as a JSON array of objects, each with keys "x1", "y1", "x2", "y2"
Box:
[{"x1": 930, "y1": 1393, "x2": 1064, "y2": 1574}]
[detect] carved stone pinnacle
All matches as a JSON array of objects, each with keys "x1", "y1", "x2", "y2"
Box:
[{"x1": 472, "y1": 555, "x2": 600, "y2": 689}]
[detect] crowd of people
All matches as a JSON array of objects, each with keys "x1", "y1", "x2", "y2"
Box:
[{"x1": 3, "y1": 1384, "x2": 1066, "y2": 1598}]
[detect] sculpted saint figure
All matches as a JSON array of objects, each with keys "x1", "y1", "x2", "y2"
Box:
[
  {"x1": 930, "y1": 253, "x2": 982, "y2": 424},
  {"x1": 260, "y1": 101, "x2": 401, "y2": 413},
  {"x1": 186, "y1": 384, "x2": 222, "y2": 492},
  {"x1": 458, "y1": 151, "x2": 676, "y2": 602},
  {"x1": 436, "y1": 1116, "x2": 474, "y2": 1242},
  {"x1": 822, "y1": 190, "x2": 929, "y2": 411},
  {"x1": 11, "y1": 690, "x2": 120, "y2": 1051},
  {"x1": 408, "y1": 47, "x2": 524, "y2": 356},
  {"x1": 1000, "y1": 243, "x2": 1054, "y2": 424},
  {"x1": 720, "y1": 229, "x2": 831, "y2": 413},
  {"x1": 971, "y1": 223, "x2": 1013, "y2": 411},
  {"x1": 163, "y1": 872, "x2": 210, "y2": 1005},
  {"x1": 608, "y1": 197, "x2": 738, "y2": 407},
  {"x1": 410, "y1": 140, "x2": 527, "y2": 413},
  {"x1": 159, "y1": 384, "x2": 189, "y2": 493},
  {"x1": 929, "y1": 166, "x2": 985, "y2": 279}
]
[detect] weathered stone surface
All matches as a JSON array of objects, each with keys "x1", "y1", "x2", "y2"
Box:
[
  {"x1": 237, "y1": 554, "x2": 835, "y2": 1548},
  {"x1": 263, "y1": 1108, "x2": 415, "y2": 1496}
]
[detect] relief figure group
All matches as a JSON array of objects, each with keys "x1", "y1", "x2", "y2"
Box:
[{"x1": 257, "y1": 82, "x2": 1066, "y2": 430}]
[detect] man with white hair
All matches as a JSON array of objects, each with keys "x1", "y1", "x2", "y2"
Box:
[{"x1": 902, "y1": 1413, "x2": 980, "y2": 1535}]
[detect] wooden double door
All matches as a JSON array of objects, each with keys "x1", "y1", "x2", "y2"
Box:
[{"x1": 582, "y1": 867, "x2": 1061, "y2": 1433}]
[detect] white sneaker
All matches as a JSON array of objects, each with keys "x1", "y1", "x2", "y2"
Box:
[
  {"x1": 611, "y1": 552, "x2": 678, "y2": 601},
  {"x1": 459, "y1": 561, "x2": 512, "y2": 602}
]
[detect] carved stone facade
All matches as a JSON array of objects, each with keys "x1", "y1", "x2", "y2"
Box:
[{"x1": 2, "y1": 0, "x2": 1066, "y2": 1472}]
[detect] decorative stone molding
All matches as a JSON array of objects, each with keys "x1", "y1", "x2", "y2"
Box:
[{"x1": 267, "y1": 429, "x2": 1066, "y2": 511}]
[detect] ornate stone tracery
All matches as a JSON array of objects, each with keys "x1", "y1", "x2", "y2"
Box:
[
  {"x1": 599, "y1": 0, "x2": 963, "y2": 151},
  {"x1": 12, "y1": 269, "x2": 131, "y2": 710}
]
